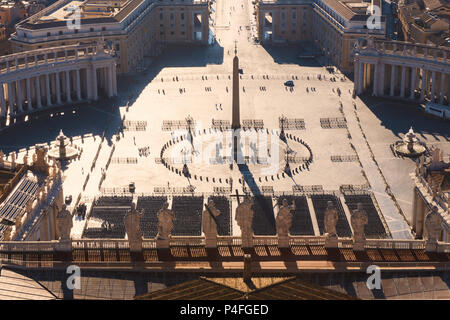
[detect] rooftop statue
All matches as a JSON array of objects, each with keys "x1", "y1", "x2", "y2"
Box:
[
  {"x1": 56, "y1": 204, "x2": 72, "y2": 241},
  {"x1": 157, "y1": 202, "x2": 176, "y2": 240}
]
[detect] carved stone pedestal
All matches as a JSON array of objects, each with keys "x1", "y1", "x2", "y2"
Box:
[
  {"x1": 277, "y1": 235, "x2": 289, "y2": 248},
  {"x1": 205, "y1": 236, "x2": 217, "y2": 249},
  {"x1": 129, "y1": 240, "x2": 142, "y2": 253},
  {"x1": 55, "y1": 239, "x2": 72, "y2": 252},
  {"x1": 242, "y1": 235, "x2": 253, "y2": 249},
  {"x1": 243, "y1": 254, "x2": 252, "y2": 282},
  {"x1": 425, "y1": 240, "x2": 438, "y2": 253},
  {"x1": 156, "y1": 238, "x2": 170, "y2": 249},
  {"x1": 352, "y1": 240, "x2": 365, "y2": 252},
  {"x1": 325, "y1": 236, "x2": 338, "y2": 248},
  {"x1": 55, "y1": 240, "x2": 73, "y2": 262}
]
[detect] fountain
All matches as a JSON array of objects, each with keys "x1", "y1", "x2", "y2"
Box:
[
  {"x1": 394, "y1": 127, "x2": 427, "y2": 158},
  {"x1": 47, "y1": 130, "x2": 80, "y2": 161}
]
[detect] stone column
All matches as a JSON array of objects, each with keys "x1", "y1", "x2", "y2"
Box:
[
  {"x1": 357, "y1": 61, "x2": 363, "y2": 94},
  {"x1": 92, "y1": 67, "x2": 98, "y2": 100},
  {"x1": 412, "y1": 187, "x2": 419, "y2": 233},
  {"x1": 7, "y1": 82, "x2": 14, "y2": 116},
  {"x1": 410, "y1": 67, "x2": 417, "y2": 100},
  {"x1": 86, "y1": 68, "x2": 92, "y2": 99},
  {"x1": 400, "y1": 66, "x2": 406, "y2": 98},
  {"x1": 16, "y1": 80, "x2": 23, "y2": 113},
  {"x1": 420, "y1": 69, "x2": 426, "y2": 101},
  {"x1": 416, "y1": 197, "x2": 425, "y2": 238},
  {"x1": 111, "y1": 64, "x2": 117, "y2": 95},
  {"x1": 45, "y1": 73, "x2": 52, "y2": 107},
  {"x1": 26, "y1": 77, "x2": 32, "y2": 110},
  {"x1": 76, "y1": 69, "x2": 81, "y2": 101},
  {"x1": 378, "y1": 63, "x2": 385, "y2": 96},
  {"x1": 439, "y1": 73, "x2": 445, "y2": 104},
  {"x1": 65, "y1": 70, "x2": 71, "y2": 102},
  {"x1": 107, "y1": 65, "x2": 113, "y2": 98},
  {"x1": 0, "y1": 84, "x2": 5, "y2": 117},
  {"x1": 35, "y1": 75, "x2": 42, "y2": 109},
  {"x1": 55, "y1": 72, "x2": 62, "y2": 104},
  {"x1": 431, "y1": 71, "x2": 436, "y2": 103},
  {"x1": 390, "y1": 65, "x2": 396, "y2": 96},
  {"x1": 372, "y1": 63, "x2": 378, "y2": 96}
]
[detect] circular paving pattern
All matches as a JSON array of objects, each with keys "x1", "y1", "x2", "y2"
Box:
[{"x1": 159, "y1": 127, "x2": 313, "y2": 184}]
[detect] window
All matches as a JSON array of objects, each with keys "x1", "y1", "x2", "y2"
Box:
[
  {"x1": 59, "y1": 31, "x2": 63, "y2": 35},
  {"x1": 170, "y1": 31, "x2": 174, "y2": 35},
  {"x1": 47, "y1": 32, "x2": 51, "y2": 36},
  {"x1": 181, "y1": 13, "x2": 184, "y2": 20},
  {"x1": 170, "y1": 13, "x2": 174, "y2": 20},
  {"x1": 75, "y1": 29, "x2": 78, "y2": 34},
  {"x1": 102, "y1": 27, "x2": 106, "y2": 31},
  {"x1": 159, "y1": 12, "x2": 163, "y2": 20},
  {"x1": 90, "y1": 28, "x2": 94, "y2": 32}
]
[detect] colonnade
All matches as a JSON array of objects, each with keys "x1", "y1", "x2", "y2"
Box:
[
  {"x1": 0, "y1": 44, "x2": 117, "y2": 121},
  {"x1": 355, "y1": 40, "x2": 450, "y2": 106}
]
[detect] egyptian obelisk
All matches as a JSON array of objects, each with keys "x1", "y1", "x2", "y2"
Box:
[
  {"x1": 232, "y1": 42, "x2": 240, "y2": 130},
  {"x1": 232, "y1": 42, "x2": 240, "y2": 162}
]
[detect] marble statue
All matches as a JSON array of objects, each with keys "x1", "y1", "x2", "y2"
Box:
[
  {"x1": 124, "y1": 203, "x2": 144, "y2": 251},
  {"x1": 124, "y1": 203, "x2": 144, "y2": 241},
  {"x1": 235, "y1": 196, "x2": 254, "y2": 247},
  {"x1": 202, "y1": 200, "x2": 221, "y2": 240},
  {"x1": 324, "y1": 201, "x2": 338, "y2": 238},
  {"x1": 276, "y1": 198, "x2": 295, "y2": 248},
  {"x1": 276, "y1": 199, "x2": 295, "y2": 237},
  {"x1": 56, "y1": 204, "x2": 73, "y2": 241},
  {"x1": 351, "y1": 203, "x2": 368, "y2": 250},
  {"x1": 156, "y1": 202, "x2": 176, "y2": 240}
]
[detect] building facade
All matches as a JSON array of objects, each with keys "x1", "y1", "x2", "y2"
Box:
[
  {"x1": 256, "y1": 0, "x2": 386, "y2": 73},
  {"x1": 10, "y1": 0, "x2": 210, "y2": 73}
]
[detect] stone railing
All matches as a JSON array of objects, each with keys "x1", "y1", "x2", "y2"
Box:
[
  {"x1": 373, "y1": 40, "x2": 450, "y2": 61},
  {"x1": 0, "y1": 240, "x2": 56, "y2": 252},
  {"x1": 364, "y1": 239, "x2": 426, "y2": 250},
  {"x1": 0, "y1": 236, "x2": 447, "y2": 255},
  {"x1": 0, "y1": 44, "x2": 105, "y2": 76},
  {"x1": 71, "y1": 239, "x2": 130, "y2": 250}
]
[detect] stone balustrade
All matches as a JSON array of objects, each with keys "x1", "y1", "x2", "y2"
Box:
[{"x1": 0, "y1": 236, "x2": 438, "y2": 253}]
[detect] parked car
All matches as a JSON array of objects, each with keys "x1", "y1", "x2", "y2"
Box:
[{"x1": 284, "y1": 80, "x2": 294, "y2": 87}]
